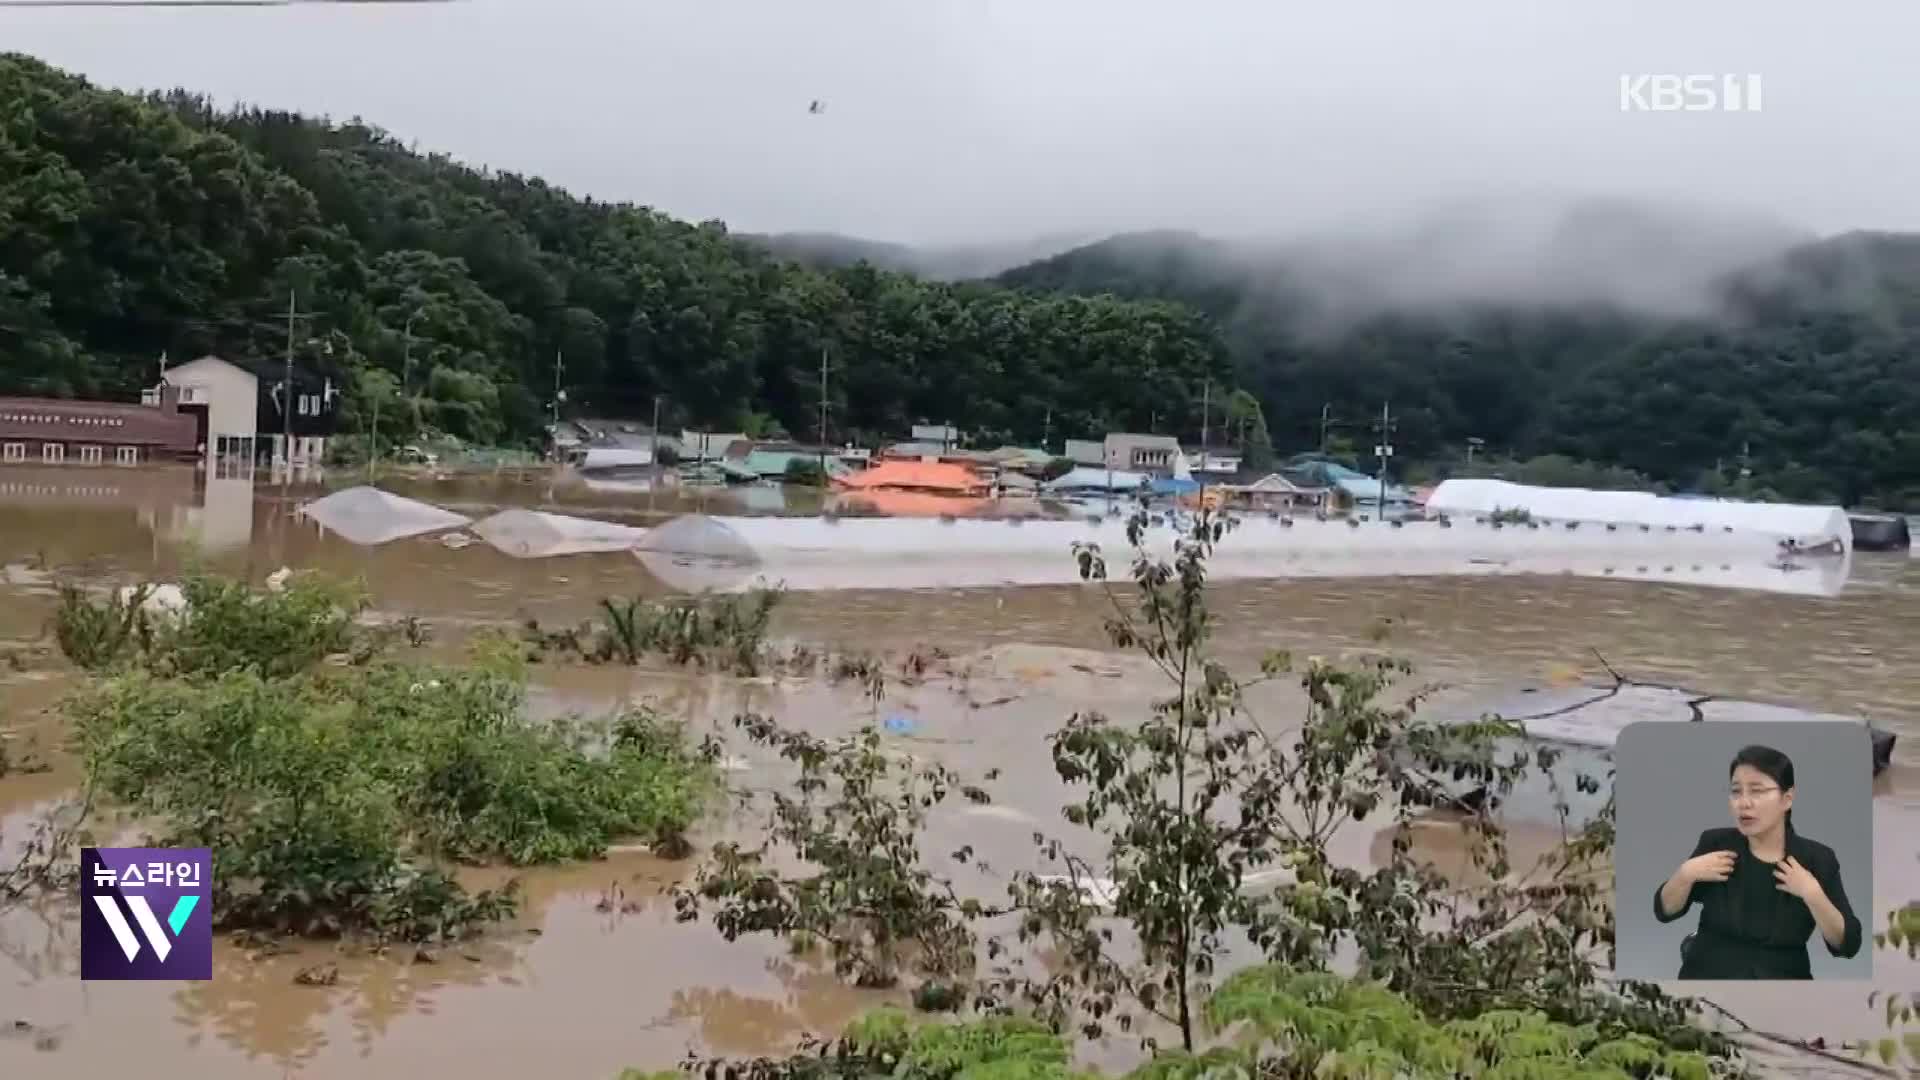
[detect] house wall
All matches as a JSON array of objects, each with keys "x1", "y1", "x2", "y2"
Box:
[
  {"x1": 1063, "y1": 439, "x2": 1104, "y2": 466},
  {"x1": 0, "y1": 395, "x2": 198, "y2": 466},
  {"x1": 163, "y1": 356, "x2": 258, "y2": 452},
  {"x1": 1103, "y1": 435, "x2": 1181, "y2": 474}
]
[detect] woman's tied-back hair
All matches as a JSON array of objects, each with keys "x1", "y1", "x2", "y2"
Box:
[{"x1": 1730, "y1": 744, "x2": 1797, "y2": 827}]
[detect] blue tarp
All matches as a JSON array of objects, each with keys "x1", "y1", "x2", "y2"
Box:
[{"x1": 1149, "y1": 476, "x2": 1202, "y2": 495}]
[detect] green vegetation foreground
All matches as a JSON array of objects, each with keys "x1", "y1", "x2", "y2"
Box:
[{"x1": 4, "y1": 514, "x2": 1918, "y2": 1075}]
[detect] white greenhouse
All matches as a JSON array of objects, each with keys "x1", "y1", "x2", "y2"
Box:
[{"x1": 1424, "y1": 479, "x2": 1851, "y2": 551}]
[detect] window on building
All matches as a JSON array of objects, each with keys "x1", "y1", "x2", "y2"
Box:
[
  {"x1": 1, "y1": 443, "x2": 23, "y2": 463},
  {"x1": 78, "y1": 445, "x2": 103, "y2": 465},
  {"x1": 43, "y1": 443, "x2": 64, "y2": 464},
  {"x1": 116, "y1": 446, "x2": 139, "y2": 466}
]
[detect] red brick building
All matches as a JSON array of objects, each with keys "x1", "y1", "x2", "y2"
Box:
[{"x1": 0, "y1": 385, "x2": 200, "y2": 467}]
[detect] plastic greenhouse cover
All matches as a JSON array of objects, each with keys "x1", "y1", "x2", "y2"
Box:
[
  {"x1": 470, "y1": 508, "x2": 649, "y2": 558},
  {"x1": 298, "y1": 486, "x2": 472, "y2": 546}
]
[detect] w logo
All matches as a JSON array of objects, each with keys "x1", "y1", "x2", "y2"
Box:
[
  {"x1": 80, "y1": 847, "x2": 212, "y2": 981},
  {"x1": 91, "y1": 894, "x2": 201, "y2": 963}
]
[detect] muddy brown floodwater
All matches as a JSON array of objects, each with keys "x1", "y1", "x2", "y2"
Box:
[{"x1": 2, "y1": 468, "x2": 1918, "y2": 1079}]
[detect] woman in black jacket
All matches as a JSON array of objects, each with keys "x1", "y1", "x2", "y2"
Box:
[{"x1": 1654, "y1": 744, "x2": 1863, "y2": 979}]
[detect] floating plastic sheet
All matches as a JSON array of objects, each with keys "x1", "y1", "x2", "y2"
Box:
[
  {"x1": 1407, "y1": 682, "x2": 1896, "y2": 828},
  {"x1": 297, "y1": 486, "x2": 471, "y2": 546},
  {"x1": 632, "y1": 512, "x2": 1842, "y2": 596},
  {"x1": 1425, "y1": 479, "x2": 1852, "y2": 550},
  {"x1": 470, "y1": 508, "x2": 648, "y2": 558}
]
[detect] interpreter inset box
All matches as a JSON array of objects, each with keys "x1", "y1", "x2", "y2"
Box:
[{"x1": 1613, "y1": 720, "x2": 1873, "y2": 981}]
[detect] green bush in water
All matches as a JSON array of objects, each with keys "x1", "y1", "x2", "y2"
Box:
[
  {"x1": 53, "y1": 573, "x2": 367, "y2": 679},
  {"x1": 67, "y1": 653, "x2": 720, "y2": 940}
]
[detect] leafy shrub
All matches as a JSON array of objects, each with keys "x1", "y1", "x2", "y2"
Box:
[
  {"x1": 527, "y1": 588, "x2": 782, "y2": 674},
  {"x1": 653, "y1": 971, "x2": 1715, "y2": 1080},
  {"x1": 67, "y1": 655, "x2": 719, "y2": 941},
  {"x1": 52, "y1": 583, "x2": 151, "y2": 670},
  {"x1": 785, "y1": 457, "x2": 830, "y2": 487},
  {"x1": 672, "y1": 500, "x2": 1720, "y2": 1068},
  {"x1": 53, "y1": 573, "x2": 368, "y2": 678},
  {"x1": 673, "y1": 717, "x2": 995, "y2": 989}
]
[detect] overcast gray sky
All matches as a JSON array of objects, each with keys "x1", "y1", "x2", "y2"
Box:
[{"x1": 3, "y1": 0, "x2": 1916, "y2": 247}]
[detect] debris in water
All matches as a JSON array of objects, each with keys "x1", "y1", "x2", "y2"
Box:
[
  {"x1": 293, "y1": 963, "x2": 339, "y2": 987},
  {"x1": 117, "y1": 582, "x2": 189, "y2": 619},
  {"x1": 413, "y1": 948, "x2": 436, "y2": 964}
]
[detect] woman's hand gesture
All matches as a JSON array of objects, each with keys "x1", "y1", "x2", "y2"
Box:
[
  {"x1": 1773, "y1": 856, "x2": 1824, "y2": 902},
  {"x1": 1681, "y1": 850, "x2": 1736, "y2": 884}
]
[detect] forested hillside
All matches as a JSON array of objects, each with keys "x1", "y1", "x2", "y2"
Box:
[
  {"x1": 6, "y1": 52, "x2": 1918, "y2": 507},
  {"x1": 0, "y1": 54, "x2": 1224, "y2": 450},
  {"x1": 998, "y1": 224, "x2": 1920, "y2": 508}
]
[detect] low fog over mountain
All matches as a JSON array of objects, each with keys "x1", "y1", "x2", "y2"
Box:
[
  {"x1": 741, "y1": 231, "x2": 1099, "y2": 282},
  {"x1": 986, "y1": 196, "x2": 1820, "y2": 336}
]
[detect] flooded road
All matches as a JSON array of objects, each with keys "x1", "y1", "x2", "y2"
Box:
[{"x1": 2, "y1": 468, "x2": 1917, "y2": 1078}]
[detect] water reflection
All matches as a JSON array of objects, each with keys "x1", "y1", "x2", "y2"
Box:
[
  {"x1": 142, "y1": 457, "x2": 260, "y2": 554},
  {"x1": 0, "y1": 464, "x2": 259, "y2": 564}
]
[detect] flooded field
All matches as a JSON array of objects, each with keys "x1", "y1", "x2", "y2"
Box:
[{"x1": 2, "y1": 467, "x2": 1917, "y2": 1079}]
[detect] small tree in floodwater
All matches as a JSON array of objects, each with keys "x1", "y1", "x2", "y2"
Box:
[
  {"x1": 995, "y1": 502, "x2": 1694, "y2": 1053},
  {"x1": 675, "y1": 499, "x2": 1717, "y2": 1061}
]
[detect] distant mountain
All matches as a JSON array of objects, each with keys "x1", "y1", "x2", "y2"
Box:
[
  {"x1": 741, "y1": 230, "x2": 1096, "y2": 281},
  {"x1": 997, "y1": 200, "x2": 1817, "y2": 327},
  {"x1": 991, "y1": 201, "x2": 1920, "y2": 509}
]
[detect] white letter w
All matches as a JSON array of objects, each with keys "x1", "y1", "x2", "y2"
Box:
[{"x1": 93, "y1": 895, "x2": 173, "y2": 963}]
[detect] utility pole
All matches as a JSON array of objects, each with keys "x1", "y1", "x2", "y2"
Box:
[
  {"x1": 370, "y1": 309, "x2": 421, "y2": 481},
  {"x1": 1319, "y1": 402, "x2": 1337, "y2": 456},
  {"x1": 1372, "y1": 401, "x2": 1396, "y2": 515},
  {"x1": 817, "y1": 344, "x2": 830, "y2": 486},
  {"x1": 1200, "y1": 380, "x2": 1210, "y2": 453},
  {"x1": 650, "y1": 393, "x2": 663, "y2": 467},
  {"x1": 272, "y1": 289, "x2": 318, "y2": 485},
  {"x1": 1466, "y1": 436, "x2": 1484, "y2": 471},
  {"x1": 1042, "y1": 408, "x2": 1052, "y2": 454},
  {"x1": 550, "y1": 348, "x2": 565, "y2": 433}
]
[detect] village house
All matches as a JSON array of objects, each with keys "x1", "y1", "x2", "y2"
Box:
[
  {"x1": 1102, "y1": 432, "x2": 1184, "y2": 476},
  {"x1": 1059, "y1": 433, "x2": 1191, "y2": 477},
  {"x1": 679, "y1": 429, "x2": 748, "y2": 461},
  {"x1": 142, "y1": 354, "x2": 341, "y2": 466},
  {"x1": 0, "y1": 384, "x2": 199, "y2": 467},
  {"x1": 1063, "y1": 438, "x2": 1104, "y2": 467},
  {"x1": 1184, "y1": 447, "x2": 1244, "y2": 476},
  {"x1": 909, "y1": 423, "x2": 960, "y2": 451}
]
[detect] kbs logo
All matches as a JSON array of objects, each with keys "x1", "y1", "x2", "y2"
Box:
[
  {"x1": 80, "y1": 847, "x2": 212, "y2": 981},
  {"x1": 1619, "y1": 74, "x2": 1763, "y2": 112}
]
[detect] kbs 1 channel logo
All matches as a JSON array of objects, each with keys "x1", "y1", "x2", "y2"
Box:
[{"x1": 80, "y1": 848, "x2": 212, "y2": 981}]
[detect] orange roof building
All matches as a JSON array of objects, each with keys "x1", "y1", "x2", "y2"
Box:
[{"x1": 832, "y1": 458, "x2": 988, "y2": 496}]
